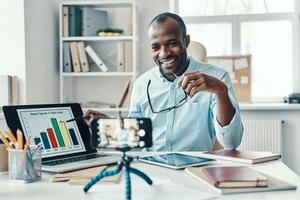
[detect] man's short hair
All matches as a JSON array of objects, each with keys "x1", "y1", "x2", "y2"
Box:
[{"x1": 149, "y1": 12, "x2": 187, "y2": 38}]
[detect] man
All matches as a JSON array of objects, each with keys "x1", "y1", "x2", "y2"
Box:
[{"x1": 85, "y1": 12, "x2": 243, "y2": 151}]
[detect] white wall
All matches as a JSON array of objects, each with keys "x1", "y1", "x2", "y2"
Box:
[
  {"x1": 24, "y1": 0, "x2": 60, "y2": 104},
  {"x1": 0, "y1": 0, "x2": 59, "y2": 105},
  {"x1": 0, "y1": 0, "x2": 26, "y2": 104}
]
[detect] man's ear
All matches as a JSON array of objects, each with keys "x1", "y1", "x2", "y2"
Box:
[{"x1": 185, "y1": 35, "x2": 190, "y2": 48}]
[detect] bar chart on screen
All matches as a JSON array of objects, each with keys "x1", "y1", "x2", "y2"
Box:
[{"x1": 17, "y1": 107, "x2": 86, "y2": 158}]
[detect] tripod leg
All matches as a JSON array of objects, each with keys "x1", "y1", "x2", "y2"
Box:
[
  {"x1": 125, "y1": 169, "x2": 131, "y2": 200},
  {"x1": 83, "y1": 163, "x2": 123, "y2": 193},
  {"x1": 129, "y1": 167, "x2": 153, "y2": 185}
]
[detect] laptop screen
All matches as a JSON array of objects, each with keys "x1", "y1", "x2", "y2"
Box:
[{"x1": 17, "y1": 107, "x2": 86, "y2": 158}]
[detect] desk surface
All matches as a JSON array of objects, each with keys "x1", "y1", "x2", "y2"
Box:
[{"x1": 0, "y1": 152, "x2": 300, "y2": 200}]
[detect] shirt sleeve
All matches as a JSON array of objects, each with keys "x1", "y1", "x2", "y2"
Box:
[
  {"x1": 211, "y1": 70, "x2": 244, "y2": 150},
  {"x1": 128, "y1": 81, "x2": 143, "y2": 118}
]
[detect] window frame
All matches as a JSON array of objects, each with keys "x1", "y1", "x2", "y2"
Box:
[{"x1": 170, "y1": 0, "x2": 300, "y2": 102}]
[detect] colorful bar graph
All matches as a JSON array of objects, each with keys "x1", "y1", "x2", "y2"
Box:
[
  {"x1": 46, "y1": 128, "x2": 58, "y2": 148},
  {"x1": 34, "y1": 137, "x2": 41, "y2": 145},
  {"x1": 40, "y1": 132, "x2": 51, "y2": 149},
  {"x1": 68, "y1": 128, "x2": 79, "y2": 145},
  {"x1": 51, "y1": 118, "x2": 65, "y2": 147},
  {"x1": 59, "y1": 121, "x2": 72, "y2": 146}
]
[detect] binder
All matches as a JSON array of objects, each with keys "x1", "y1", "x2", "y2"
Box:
[
  {"x1": 115, "y1": 80, "x2": 131, "y2": 108},
  {"x1": 62, "y1": 6, "x2": 69, "y2": 37},
  {"x1": 124, "y1": 42, "x2": 132, "y2": 72},
  {"x1": 69, "y1": 6, "x2": 82, "y2": 36},
  {"x1": 11, "y1": 76, "x2": 19, "y2": 105},
  {"x1": 82, "y1": 7, "x2": 108, "y2": 36},
  {"x1": 63, "y1": 42, "x2": 73, "y2": 72},
  {"x1": 76, "y1": 42, "x2": 90, "y2": 72},
  {"x1": 85, "y1": 45, "x2": 108, "y2": 72},
  {"x1": 0, "y1": 75, "x2": 12, "y2": 106},
  {"x1": 69, "y1": 42, "x2": 81, "y2": 72},
  {"x1": 117, "y1": 42, "x2": 125, "y2": 72}
]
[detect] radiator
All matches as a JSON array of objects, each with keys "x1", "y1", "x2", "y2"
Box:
[{"x1": 237, "y1": 120, "x2": 283, "y2": 154}]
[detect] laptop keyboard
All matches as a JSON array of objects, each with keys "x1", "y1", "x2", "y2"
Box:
[{"x1": 43, "y1": 154, "x2": 110, "y2": 166}]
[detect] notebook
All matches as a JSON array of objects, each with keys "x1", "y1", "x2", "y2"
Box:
[
  {"x1": 201, "y1": 150, "x2": 281, "y2": 164},
  {"x1": 193, "y1": 166, "x2": 267, "y2": 188},
  {"x1": 3, "y1": 103, "x2": 120, "y2": 173},
  {"x1": 186, "y1": 166, "x2": 297, "y2": 194}
]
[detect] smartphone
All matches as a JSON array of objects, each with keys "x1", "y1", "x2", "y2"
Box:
[{"x1": 91, "y1": 118, "x2": 152, "y2": 149}]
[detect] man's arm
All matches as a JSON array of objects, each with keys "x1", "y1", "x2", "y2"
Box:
[
  {"x1": 177, "y1": 71, "x2": 235, "y2": 125},
  {"x1": 177, "y1": 71, "x2": 243, "y2": 149}
]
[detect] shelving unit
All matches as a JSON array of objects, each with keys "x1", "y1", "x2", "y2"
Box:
[{"x1": 59, "y1": 0, "x2": 137, "y2": 112}]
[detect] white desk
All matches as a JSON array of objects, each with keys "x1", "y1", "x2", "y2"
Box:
[{"x1": 0, "y1": 152, "x2": 300, "y2": 200}]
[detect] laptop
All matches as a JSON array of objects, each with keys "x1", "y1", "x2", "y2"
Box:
[{"x1": 3, "y1": 103, "x2": 120, "y2": 173}]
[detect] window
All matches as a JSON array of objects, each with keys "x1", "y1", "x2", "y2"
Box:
[{"x1": 172, "y1": 0, "x2": 298, "y2": 102}]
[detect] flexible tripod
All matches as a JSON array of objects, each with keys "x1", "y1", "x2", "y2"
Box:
[{"x1": 83, "y1": 146, "x2": 153, "y2": 200}]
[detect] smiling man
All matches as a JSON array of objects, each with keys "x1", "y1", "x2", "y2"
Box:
[
  {"x1": 128, "y1": 12, "x2": 243, "y2": 151},
  {"x1": 84, "y1": 12, "x2": 243, "y2": 151}
]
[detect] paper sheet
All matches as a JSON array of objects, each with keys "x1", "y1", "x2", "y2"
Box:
[
  {"x1": 207, "y1": 59, "x2": 233, "y2": 73},
  {"x1": 90, "y1": 177, "x2": 217, "y2": 200},
  {"x1": 234, "y1": 58, "x2": 248, "y2": 70}
]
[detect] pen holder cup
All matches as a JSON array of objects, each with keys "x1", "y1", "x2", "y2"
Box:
[
  {"x1": 0, "y1": 144, "x2": 8, "y2": 173},
  {"x1": 8, "y1": 146, "x2": 42, "y2": 183}
]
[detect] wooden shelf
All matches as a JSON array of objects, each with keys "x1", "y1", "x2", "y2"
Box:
[
  {"x1": 62, "y1": 36, "x2": 134, "y2": 42},
  {"x1": 62, "y1": 72, "x2": 134, "y2": 77}
]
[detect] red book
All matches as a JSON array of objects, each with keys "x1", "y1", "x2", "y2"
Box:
[
  {"x1": 200, "y1": 166, "x2": 267, "y2": 188},
  {"x1": 201, "y1": 150, "x2": 281, "y2": 164}
]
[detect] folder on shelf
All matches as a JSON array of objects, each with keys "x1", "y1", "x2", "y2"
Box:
[
  {"x1": 63, "y1": 42, "x2": 72, "y2": 72},
  {"x1": 117, "y1": 42, "x2": 125, "y2": 72},
  {"x1": 69, "y1": 42, "x2": 81, "y2": 72},
  {"x1": 124, "y1": 42, "x2": 133, "y2": 72},
  {"x1": 69, "y1": 6, "x2": 82, "y2": 36},
  {"x1": 115, "y1": 80, "x2": 131, "y2": 108},
  {"x1": 122, "y1": 81, "x2": 132, "y2": 107},
  {"x1": 62, "y1": 6, "x2": 69, "y2": 37},
  {"x1": 11, "y1": 76, "x2": 19, "y2": 105},
  {"x1": 76, "y1": 42, "x2": 90, "y2": 72},
  {"x1": 85, "y1": 45, "x2": 108, "y2": 72},
  {"x1": 82, "y1": 7, "x2": 108, "y2": 36},
  {"x1": 0, "y1": 75, "x2": 12, "y2": 106}
]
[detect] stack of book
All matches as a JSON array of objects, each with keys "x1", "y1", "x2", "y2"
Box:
[{"x1": 50, "y1": 165, "x2": 122, "y2": 185}]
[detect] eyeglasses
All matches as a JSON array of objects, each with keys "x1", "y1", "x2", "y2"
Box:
[{"x1": 146, "y1": 78, "x2": 188, "y2": 114}]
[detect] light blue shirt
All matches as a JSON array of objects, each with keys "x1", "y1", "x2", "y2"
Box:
[{"x1": 129, "y1": 57, "x2": 243, "y2": 151}]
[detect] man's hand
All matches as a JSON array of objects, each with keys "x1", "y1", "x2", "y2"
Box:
[
  {"x1": 177, "y1": 71, "x2": 235, "y2": 126},
  {"x1": 83, "y1": 109, "x2": 109, "y2": 127},
  {"x1": 177, "y1": 71, "x2": 228, "y2": 97}
]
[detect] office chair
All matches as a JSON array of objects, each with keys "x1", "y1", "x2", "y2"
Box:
[{"x1": 187, "y1": 41, "x2": 223, "y2": 151}]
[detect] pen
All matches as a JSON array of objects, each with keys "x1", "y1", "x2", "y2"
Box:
[
  {"x1": 66, "y1": 115, "x2": 87, "y2": 122},
  {"x1": 17, "y1": 129, "x2": 24, "y2": 150},
  {"x1": 66, "y1": 113, "x2": 96, "y2": 123}
]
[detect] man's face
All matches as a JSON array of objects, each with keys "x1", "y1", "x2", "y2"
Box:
[{"x1": 148, "y1": 18, "x2": 189, "y2": 79}]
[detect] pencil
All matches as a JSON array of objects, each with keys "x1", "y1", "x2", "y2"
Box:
[
  {"x1": 17, "y1": 129, "x2": 24, "y2": 150},
  {"x1": 5, "y1": 130, "x2": 17, "y2": 144},
  {"x1": 24, "y1": 135, "x2": 31, "y2": 150},
  {"x1": 0, "y1": 132, "x2": 10, "y2": 148}
]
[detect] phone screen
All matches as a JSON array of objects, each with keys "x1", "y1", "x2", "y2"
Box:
[{"x1": 91, "y1": 118, "x2": 152, "y2": 149}]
